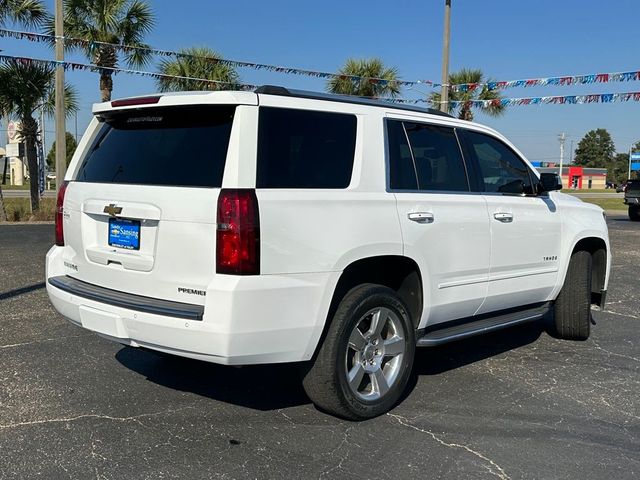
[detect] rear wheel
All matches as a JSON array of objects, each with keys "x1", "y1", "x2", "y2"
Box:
[
  {"x1": 301, "y1": 284, "x2": 415, "y2": 420},
  {"x1": 550, "y1": 250, "x2": 592, "y2": 340},
  {"x1": 629, "y1": 205, "x2": 640, "y2": 221}
]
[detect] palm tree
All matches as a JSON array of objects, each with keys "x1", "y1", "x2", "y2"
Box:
[
  {"x1": 0, "y1": 0, "x2": 47, "y2": 220},
  {"x1": 429, "y1": 68, "x2": 505, "y2": 121},
  {"x1": 156, "y1": 47, "x2": 240, "y2": 92},
  {"x1": 46, "y1": 0, "x2": 155, "y2": 102},
  {"x1": 0, "y1": 0, "x2": 46, "y2": 26},
  {"x1": 327, "y1": 58, "x2": 401, "y2": 99},
  {"x1": 0, "y1": 59, "x2": 78, "y2": 212}
]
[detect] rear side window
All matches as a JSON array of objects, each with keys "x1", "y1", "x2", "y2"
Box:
[
  {"x1": 76, "y1": 106, "x2": 235, "y2": 187},
  {"x1": 387, "y1": 120, "x2": 418, "y2": 190},
  {"x1": 387, "y1": 120, "x2": 469, "y2": 192},
  {"x1": 404, "y1": 122, "x2": 468, "y2": 191},
  {"x1": 257, "y1": 107, "x2": 357, "y2": 188}
]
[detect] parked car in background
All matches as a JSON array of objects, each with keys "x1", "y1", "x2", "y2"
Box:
[
  {"x1": 616, "y1": 181, "x2": 628, "y2": 193},
  {"x1": 624, "y1": 179, "x2": 640, "y2": 220}
]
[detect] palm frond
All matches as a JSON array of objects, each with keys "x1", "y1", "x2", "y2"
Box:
[
  {"x1": 156, "y1": 47, "x2": 240, "y2": 92},
  {"x1": 327, "y1": 58, "x2": 401, "y2": 98},
  {"x1": 0, "y1": 0, "x2": 47, "y2": 27},
  {"x1": 428, "y1": 68, "x2": 506, "y2": 120}
]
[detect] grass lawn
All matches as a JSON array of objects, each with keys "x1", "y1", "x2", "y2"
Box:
[
  {"x1": 580, "y1": 197, "x2": 627, "y2": 211},
  {"x1": 561, "y1": 189, "x2": 618, "y2": 194},
  {"x1": 2, "y1": 182, "x2": 56, "y2": 190},
  {"x1": 1, "y1": 197, "x2": 55, "y2": 221},
  {"x1": 1, "y1": 182, "x2": 31, "y2": 190}
]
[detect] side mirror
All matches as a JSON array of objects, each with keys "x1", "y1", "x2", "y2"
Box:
[{"x1": 539, "y1": 173, "x2": 562, "y2": 193}]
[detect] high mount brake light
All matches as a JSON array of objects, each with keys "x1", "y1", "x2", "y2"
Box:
[
  {"x1": 55, "y1": 181, "x2": 69, "y2": 246},
  {"x1": 216, "y1": 189, "x2": 260, "y2": 275},
  {"x1": 110, "y1": 96, "x2": 161, "y2": 108}
]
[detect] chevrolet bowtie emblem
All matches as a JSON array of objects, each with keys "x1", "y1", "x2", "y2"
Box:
[{"x1": 103, "y1": 204, "x2": 123, "y2": 217}]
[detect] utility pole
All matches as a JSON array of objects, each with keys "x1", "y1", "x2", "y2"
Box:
[
  {"x1": 558, "y1": 133, "x2": 566, "y2": 187},
  {"x1": 629, "y1": 146, "x2": 633, "y2": 180},
  {"x1": 54, "y1": 0, "x2": 66, "y2": 192},
  {"x1": 439, "y1": 0, "x2": 452, "y2": 113},
  {"x1": 569, "y1": 139, "x2": 574, "y2": 164}
]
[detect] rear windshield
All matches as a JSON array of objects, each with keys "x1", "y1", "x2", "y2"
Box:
[{"x1": 75, "y1": 106, "x2": 235, "y2": 187}]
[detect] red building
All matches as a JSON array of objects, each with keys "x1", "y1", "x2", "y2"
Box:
[{"x1": 536, "y1": 166, "x2": 607, "y2": 190}]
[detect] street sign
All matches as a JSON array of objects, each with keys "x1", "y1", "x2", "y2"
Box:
[
  {"x1": 631, "y1": 152, "x2": 640, "y2": 160},
  {"x1": 631, "y1": 162, "x2": 640, "y2": 171},
  {"x1": 5, "y1": 143, "x2": 24, "y2": 158}
]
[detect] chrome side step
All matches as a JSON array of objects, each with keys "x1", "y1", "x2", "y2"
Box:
[{"x1": 416, "y1": 303, "x2": 550, "y2": 347}]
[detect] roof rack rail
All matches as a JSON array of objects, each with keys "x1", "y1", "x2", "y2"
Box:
[{"x1": 254, "y1": 85, "x2": 454, "y2": 118}]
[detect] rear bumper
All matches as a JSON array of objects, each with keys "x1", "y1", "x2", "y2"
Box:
[
  {"x1": 46, "y1": 246, "x2": 338, "y2": 365},
  {"x1": 624, "y1": 197, "x2": 639, "y2": 205}
]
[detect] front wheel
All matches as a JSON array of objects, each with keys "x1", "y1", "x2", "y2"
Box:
[
  {"x1": 629, "y1": 205, "x2": 640, "y2": 221},
  {"x1": 550, "y1": 250, "x2": 592, "y2": 340},
  {"x1": 301, "y1": 284, "x2": 415, "y2": 420}
]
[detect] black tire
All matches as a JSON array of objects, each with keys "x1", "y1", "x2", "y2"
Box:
[
  {"x1": 550, "y1": 250, "x2": 592, "y2": 340},
  {"x1": 301, "y1": 284, "x2": 416, "y2": 420},
  {"x1": 629, "y1": 205, "x2": 640, "y2": 221}
]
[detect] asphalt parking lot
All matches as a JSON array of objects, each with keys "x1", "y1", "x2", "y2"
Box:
[{"x1": 0, "y1": 218, "x2": 638, "y2": 480}]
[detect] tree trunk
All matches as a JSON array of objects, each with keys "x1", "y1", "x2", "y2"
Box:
[
  {"x1": 22, "y1": 116, "x2": 40, "y2": 213},
  {"x1": 0, "y1": 184, "x2": 7, "y2": 222},
  {"x1": 460, "y1": 103, "x2": 474, "y2": 121},
  {"x1": 100, "y1": 71, "x2": 113, "y2": 102}
]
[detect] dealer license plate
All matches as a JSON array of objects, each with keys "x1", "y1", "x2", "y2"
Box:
[{"x1": 108, "y1": 218, "x2": 140, "y2": 250}]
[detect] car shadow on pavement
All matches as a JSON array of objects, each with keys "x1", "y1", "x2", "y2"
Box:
[
  {"x1": 116, "y1": 322, "x2": 545, "y2": 412},
  {"x1": 0, "y1": 281, "x2": 45, "y2": 301},
  {"x1": 115, "y1": 347, "x2": 311, "y2": 410},
  {"x1": 412, "y1": 322, "x2": 544, "y2": 376}
]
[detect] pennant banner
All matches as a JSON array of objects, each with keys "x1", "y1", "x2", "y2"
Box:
[
  {"x1": 448, "y1": 92, "x2": 640, "y2": 107},
  {"x1": 449, "y1": 71, "x2": 640, "y2": 92},
  {"x1": 0, "y1": 54, "x2": 259, "y2": 90},
  {"x1": 0, "y1": 28, "x2": 433, "y2": 88},
  {"x1": 1, "y1": 54, "x2": 637, "y2": 110}
]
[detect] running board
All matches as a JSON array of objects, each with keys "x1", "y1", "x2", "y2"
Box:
[{"x1": 416, "y1": 303, "x2": 550, "y2": 347}]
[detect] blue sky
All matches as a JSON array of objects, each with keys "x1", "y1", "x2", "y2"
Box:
[{"x1": 2, "y1": 0, "x2": 640, "y2": 161}]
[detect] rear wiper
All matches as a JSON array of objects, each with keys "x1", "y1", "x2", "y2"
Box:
[{"x1": 110, "y1": 165, "x2": 124, "y2": 182}]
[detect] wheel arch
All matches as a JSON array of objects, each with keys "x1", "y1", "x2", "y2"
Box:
[
  {"x1": 310, "y1": 255, "x2": 424, "y2": 360},
  {"x1": 557, "y1": 235, "x2": 609, "y2": 307}
]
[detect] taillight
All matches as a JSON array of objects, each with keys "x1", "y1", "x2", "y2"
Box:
[
  {"x1": 216, "y1": 189, "x2": 260, "y2": 275},
  {"x1": 55, "y1": 181, "x2": 69, "y2": 246}
]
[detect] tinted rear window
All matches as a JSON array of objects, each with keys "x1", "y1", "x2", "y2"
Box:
[
  {"x1": 75, "y1": 106, "x2": 235, "y2": 187},
  {"x1": 257, "y1": 107, "x2": 357, "y2": 188}
]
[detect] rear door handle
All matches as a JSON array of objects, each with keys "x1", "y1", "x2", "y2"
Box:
[
  {"x1": 408, "y1": 212, "x2": 434, "y2": 224},
  {"x1": 493, "y1": 212, "x2": 514, "y2": 223}
]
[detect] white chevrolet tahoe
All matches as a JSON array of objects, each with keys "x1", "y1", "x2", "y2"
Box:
[{"x1": 46, "y1": 86, "x2": 611, "y2": 419}]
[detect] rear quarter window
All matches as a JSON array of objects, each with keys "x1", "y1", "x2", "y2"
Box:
[
  {"x1": 256, "y1": 107, "x2": 357, "y2": 189},
  {"x1": 75, "y1": 106, "x2": 235, "y2": 187}
]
